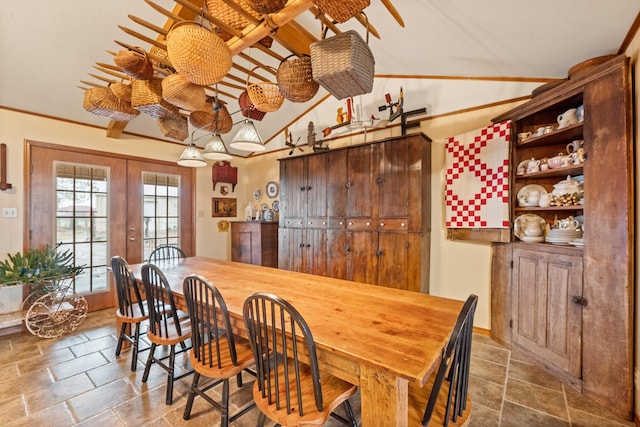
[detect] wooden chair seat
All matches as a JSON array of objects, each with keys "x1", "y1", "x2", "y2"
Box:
[
  {"x1": 189, "y1": 338, "x2": 254, "y2": 378},
  {"x1": 254, "y1": 361, "x2": 358, "y2": 426},
  {"x1": 147, "y1": 316, "x2": 192, "y2": 346},
  {"x1": 115, "y1": 302, "x2": 148, "y2": 324},
  {"x1": 408, "y1": 370, "x2": 471, "y2": 426}
]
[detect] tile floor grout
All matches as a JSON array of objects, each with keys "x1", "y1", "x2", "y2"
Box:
[{"x1": 0, "y1": 309, "x2": 636, "y2": 426}]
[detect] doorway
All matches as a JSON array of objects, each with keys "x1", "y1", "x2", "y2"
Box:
[{"x1": 27, "y1": 141, "x2": 195, "y2": 311}]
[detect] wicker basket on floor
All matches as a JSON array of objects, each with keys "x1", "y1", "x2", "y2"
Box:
[
  {"x1": 166, "y1": 21, "x2": 232, "y2": 86},
  {"x1": 246, "y1": 66, "x2": 284, "y2": 112},
  {"x1": 277, "y1": 54, "x2": 319, "y2": 103},
  {"x1": 131, "y1": 77, "x2": 179, "y2": 119},
  {"x1": 312, "y1": 0, "x2": 370, "y2": 23}
]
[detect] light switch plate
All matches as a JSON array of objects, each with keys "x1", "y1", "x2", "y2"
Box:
[{"x1": 1, "y1": 208, "x2": 17, "y2": 218}]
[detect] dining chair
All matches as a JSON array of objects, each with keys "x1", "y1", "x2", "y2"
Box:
[
  {"x1": 182, "y1": 274, "x2": 256, "y2": 425},
  {"x1": 408, "y1": 294, "x2": 478, "y2": 426},
  {"x1": 243, "y1": 292, "x2": 358, "y2": 427},
  {"x1": 140, "y1": 262, "x2": 193, "y2": 405},
  {"x1": 111, "y1": 256, "x2": 150, "y2": 371},
  {"x1": 148, "y1": 244, "x2": 186, "y2": 263}
]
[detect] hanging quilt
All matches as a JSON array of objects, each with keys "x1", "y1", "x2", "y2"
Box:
[{"x1": 445, "y1": 121, "x2": 510, "y2": 228}]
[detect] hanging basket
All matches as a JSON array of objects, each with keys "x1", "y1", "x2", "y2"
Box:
[
  {"x1": 149, "y1": 46, "x2": 175, "y2": 74},
  {"x1": 131, "y1": 77, "x2": 179, "y2": 119},
  {"x1": 276, "y1": 54, "x2": 319, "y2": 103},
  {"x1": 189, "y1": 99, "x2": 233, "y2": 134},
  {"x1": 110, "y1": 81, "x2": 132, "y2": 103},
  {"x1": 83, "y1": 87, "x2": 140, "y2": 122},
  {"x1": 246, "y1": 66, "x2": 284, "y2": 112},
  {"x1": 161, "y1": 73, "x2": 207, "y2": 111},
  {"x1": 312, "y1": 0, "x2": 370, "y2": 23},
  {"x1": 239, "y1": 90, "x2": 267, "y2": 121},
  {"x1": 166, "y1": 21, "x2": 232, "y2": 86},
  {"x1": 113, "y1": 47, "x2": 154, "y2": 80},
  {"x1": 205, "y1": 0, "x2": 274, "y2": 48},
  {"x1": 246, "y1": 0, "x2": 286, "y2": 14},
  {"x1": 157, "y1": 114, "x2": 189, "y2": 141},
  {"x1": 310, "y1": 24, "x2": 375, "y2": 100}
]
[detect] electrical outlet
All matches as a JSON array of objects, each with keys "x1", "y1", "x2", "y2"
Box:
[{"x1": 1, "y1": 207, "x2": 18, "y2": 218}]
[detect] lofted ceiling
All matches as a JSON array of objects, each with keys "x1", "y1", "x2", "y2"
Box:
[{"x1": 1, "y1": 1, "x2": 638, "y2": 157}]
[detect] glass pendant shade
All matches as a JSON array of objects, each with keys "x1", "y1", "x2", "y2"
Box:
[
  {"x1": 177, "y1": 144, "x2": 207, "y2": 167},
  {"x1": 230, "y1": 120, "x2": 266, "y2": 152},
  {"x1": 202, "y1": 134, "x2": 232, "y2": 161}
]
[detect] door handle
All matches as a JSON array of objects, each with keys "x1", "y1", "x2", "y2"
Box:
[{"x1": 572, "y1": 296, "x2": 588, "y2": 306}]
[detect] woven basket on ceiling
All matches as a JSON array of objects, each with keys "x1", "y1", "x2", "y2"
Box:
[
  {"x1": 161, "y1": 73, "x2": 207, "y2": 111},
  {"x1": 205, "y1": 0, "x2": 273, "y2": 48},
  {"x1": 113, "y1": 47, "x2": 154, "y2": 80},
  {"x1": 246, "y1": 66, "x2": 284, "y2": 112},
  {"x1": 246, "y1": 0, "x2": 286, "y2": 14},
  {"x1": 157, "y1": 114, "x2": 189, "y2": 141},
  {"x1": 238, "y1": 90, "x2": 267, "y2": 120},
  {"x1": 131, "y1": 77, "x2": 179, "y2": 119},
  {"x1": 83, "y1": 87, "x2": 140, "y2": 122},
  {"x1": 189, "y1": 99, "x2": 233, "y2": 134},
  {"x1": 276, "y1": 54, "x2": 319, "y2": 103},
  {"x1": 166, "y1": 21, "x2": 232, "y2": 86},
  {"x1": 110, "y1": 82, "x2": 132, "y2": 103},
  {"x1": 310, "y1": 27, "x2": 375, "y2": 100},
  {"x1": 149, "y1": 46, "x2": 175, "y2": 74},
  {"x1": 312, "y1": 0, "x2": 370, "y2": 23}
]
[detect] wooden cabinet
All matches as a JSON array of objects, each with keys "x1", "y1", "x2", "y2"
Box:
[
  {"x1": 511, "y1": 245, "x2": 583, "y2": 387},
  {"x1": 279, "y1": 133, "x2": 431, "y2": 293},
  {"x1": 212, "y1": 161, "x2": 237, "y2": 191},
  {"x1": 231, "y1": 222, "x2": 278, "y2": 267},
  {"x1": 491, "y1": 55, "x2": 633, "y2": 419}
]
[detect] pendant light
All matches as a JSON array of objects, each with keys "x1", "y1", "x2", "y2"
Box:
[
  {"x1": 177, "y1": 142, "x2": 207, "y2": 167},
  {"x1": 230, "y1": 119, "x2": 266, "y2": 152},
  {"x1": 202, "y1": 133, "x2": 232, "y2": 161}
]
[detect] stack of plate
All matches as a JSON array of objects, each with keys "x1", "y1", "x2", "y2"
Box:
[
  {"x1": 569, "y1": 238, "x2": 584, "y2": 247},
  {"x1": 545, "y1": 229, "x2": 583, "y2": 245}
]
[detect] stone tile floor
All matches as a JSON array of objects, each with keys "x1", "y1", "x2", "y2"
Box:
[{"x1": 0, "y1": 309, "x2": 634, "y2": 426}]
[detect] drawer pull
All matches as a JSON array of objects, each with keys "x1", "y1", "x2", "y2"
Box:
[
  {"x1": 572, "y1": 296, "x2": 588, "y2": 306},
  {"x1": 366, "y1": 222, "x2": 370, "y2": 226},
  {"x1": 380, "y1": 222, "x2": 385, "y2": 227},
  {"x1": 401, "y1": 222, "x2": 406, "y2": 227}
]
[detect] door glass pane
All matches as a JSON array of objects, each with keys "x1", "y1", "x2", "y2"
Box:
[
  {"x1": 55, "y1": 163, "x2": 109, "y2": 295},
  {"x1": 142, "y1": 172, "x2": 181, "y2": 260}
]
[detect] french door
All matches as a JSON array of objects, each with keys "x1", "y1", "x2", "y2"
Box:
[{"x1": 28, "y1": 142, "x2": 194, "y2": 311}]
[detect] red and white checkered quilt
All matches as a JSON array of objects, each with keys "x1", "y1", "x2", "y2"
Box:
[{"x1": 445, "y1": 121, "x2": 510, "y2": 228}]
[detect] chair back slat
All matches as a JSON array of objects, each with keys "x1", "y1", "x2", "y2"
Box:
[
  {"x1": 243, "y1": 292, "x2": 323, "y2": 416},
  {"x1": 148, "y1": 244, "x2": 186, "y2": 263},
  {"x1": 183, "y1": 274, "x2": 239, "y2": 368},
  {"x1": 111, "y1": 256, "x2": 145, "y2": 317},
  {"x1": 422, "y1": 294, "x2": 478, "y2": 426},
  {"x1": 141, "y1": 263, "x2": 183, "y2": 338}
]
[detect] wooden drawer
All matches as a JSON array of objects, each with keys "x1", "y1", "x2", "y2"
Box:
[{"x1": 376, "y1": 218, "x2": 409, "y2": 231}]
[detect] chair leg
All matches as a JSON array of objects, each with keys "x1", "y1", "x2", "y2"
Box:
[
  {"x1": 344, "y1": 401, "x2": 357, "y2": 427},
  {"x1": 236, "y1": 372, "x2": 243, "y2": 388},
  {"x1": 221, "y1": 378, "x2": 230, "y2": 427},
  {"x1": 257, "y1": 412, "x2": 266, "y2": 427},
  {"x1": 142, "y1": 343, "x2": 157, "y2": 383},
  {"x1": 183, "y1": 371, "x2": 201, "y2": 420},
  {"x1": 115, "y1": 322, "x2": 128, "y2": 356},
  {"x1": 166, "y1": 345, "x2": 176, "y2": 405},
  {"x1": 130, "y1": 322, "x2": 140, "y2": 371}
]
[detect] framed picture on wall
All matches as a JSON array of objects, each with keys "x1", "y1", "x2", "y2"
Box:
[{"x1": 212, "y1": 198, "x2": 237, "y2": 217}]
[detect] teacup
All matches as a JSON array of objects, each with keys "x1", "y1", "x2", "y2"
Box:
[
  {"x1": 558, "y1": 216, "x2": 580, "y2": 230},
  {"x1": 518, "y1": 132, "x2": 532, "y2": 142},
  {"x1": 557, "y1": 108, "x2": 579, "y2": 129},
  {"x1": 535, "y1": 127, "x2": 546, "y2": 137}
]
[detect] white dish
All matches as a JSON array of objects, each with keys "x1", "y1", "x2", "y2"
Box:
[
  {"x1": 513, "y1": 214, "x2": 547, "y2": 240},
  {"x1": 517, "y1": 184, "x2": 547, "y2": 207},
  {"x1": 520, "y1": 236, "x2": 544, "y2": 243},
  {"x1": 569, "y1": 241, "x2": 584, "y2": 247}
]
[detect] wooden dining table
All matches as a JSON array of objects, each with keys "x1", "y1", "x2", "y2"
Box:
[{"x1": 128, "y1": 256, "x2": 464, "y2": 426}]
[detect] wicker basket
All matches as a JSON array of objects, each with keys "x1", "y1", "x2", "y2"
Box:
[
  {"x1": 312, "y1": 0, "x2": 370, "y2": 23},
  {"x1": 149, "y1": 46, "x2": 175, "y2": 74},
  {"x1": 110, "y1": 82, "x2": 132, "y2": 103},
  {"x1": 310, "y1": 28, "x2": 375, "y2": 100},
  {"x1": 161, "y1": 73, "x2": 207, "y2": 111},
  {"x1": 114, "y1": 47, "x2": 154, "y2": 80},
  {"x1": 246, "y1": 0, "x2": 286, "y2": 14},
  {"x1": 166, "y1": 21, "x2": 232, "y2": 86},
  {"x1": 189, "y1": 99, "x2": 233, "y2": 134},
  {"x1": 205, "y1": 0, "x2": 273, "y2": 48},
  {"x1": 277, "y1": 54, "x2": 319, "y2": 103},
  {"x1": 246, "y1": 67, "x2": 284, "y2": 112},
  {"x1": 239, "y1": 90, "x2": 267, "y2": 121},
  {"x1": 158, "y1": 114, "x2": 189, "y2": 141},
  {"x1": 131, "y1": 77, "x2": 179, "y2": 119},
  {"x1": 83, "y1": 87, "x2": 140, "y2": 122}
]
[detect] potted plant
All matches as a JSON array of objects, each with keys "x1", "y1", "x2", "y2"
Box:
[{"x1": 0, "y1": 244, "x2": 84, "y2": 314}]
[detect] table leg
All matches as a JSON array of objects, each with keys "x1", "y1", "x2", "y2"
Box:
[{"x1": 359, "y1": 364, "x2": 408, "y2": 426}]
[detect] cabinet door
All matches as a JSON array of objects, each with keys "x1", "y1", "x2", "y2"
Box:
[
  {"x1": 306, "y1": 154, "x2": 327, "y2": 220},
  {"x1": 278, "y1": 227, "x2": 305, "y2": 272},
  {"x1": 377, "y1": 232, "x2": 410, "y2": 290},
  {"x1": 346, "y1": 230, "x2": 377, "y2": 284},
  {"x1": 346, "y1": 145, "x2": 374, "y2": 218},
  {"x1": 280, "y1": 157, "x2": 306, "y2": 221},
  {"x1": 231, "y1": 227, "x2": 255, "y2": 264},
  {"x1": 326, "y1": 228, "x2": 347, "y2": 279},
  {"x1": 511, "y1": 248, "x2": 583, "y2": 378},
  {"x1": 326, "y1": 149, "x2": 348, "y2": 219},
  {"x1": 305, "y1": 228, "x2": 327, "y2": 276},
  {"x1": 378, "y1": 138, "x2": 410, "y2": 219}
]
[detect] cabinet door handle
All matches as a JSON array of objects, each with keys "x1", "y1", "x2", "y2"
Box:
[
  {"x1": 376, "y1": 249, "x2": 383, "y2": 256},
  {"x1": 306, "y1": 186, "x2": 312, "y2": 191},
  {"x1": 300, "y1": 186, "x2": 306, "y2": 191},
  {"x1": 306, "y1": 243, "x2": 311, "y2": 248},
  {"x1": 572, "y1": 296, "x2": 588, "y2": 306},
  {"x1": 376, "y1": 177, "x2": 383, "y2": 184},
  {"x1": 344, "y1": 244, "x2": 350, "y2": 253},
  {"x1": 345, "y1": 181, "x2": 352, "y2": 188}
]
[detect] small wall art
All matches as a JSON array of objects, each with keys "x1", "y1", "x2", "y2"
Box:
[{"x1": 212, "y1": 198, "x2": 237, "y2": 217}]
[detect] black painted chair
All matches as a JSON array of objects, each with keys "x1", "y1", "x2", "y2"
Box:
[
  {"x1": 140, "y1": 263, "x2": 193, "y2": 405},
  {"x1": 182, "y1": 274, "x2": 256, "y2": 425},
  {"x1": 408, "y1": 294, "x2": 478, "y2": 426},
  {"x1": 111, "y1": 256, "x2": 150, "y2": 371},
  {"x1": 148, "y1": 244, "x2": 186, "y2": 263},
  {"x1": 243, "y1": 292, "x2": 358, "y2": 427}
]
